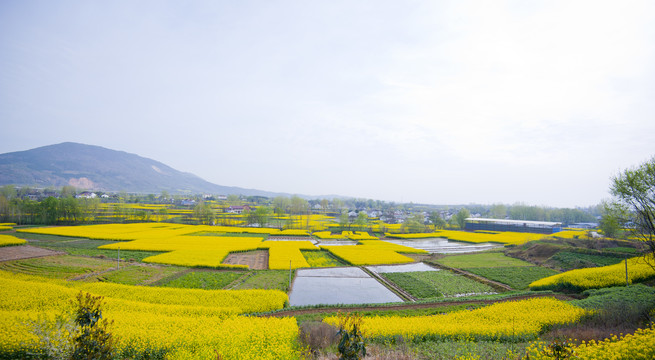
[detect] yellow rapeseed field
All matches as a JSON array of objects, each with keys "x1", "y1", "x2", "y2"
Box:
[
  {"x1": 530, "y1": 256, "x2": 655, "y2": 291},
  {"x1": 525, "y1": 325, "x2": 655, "y2": 359},
  {"x1": 385, "y1": 230, "x2": 544, "y2": 245},
  {"x1": 324, "y1": 297, "x2": 588, "y2": 342},
  {"x1": 258, "y1": 240, "x2": 317, "y2": 269},
  {"x1": 320, "y1": 246, "x2": 415, "y2": 266},
  {"x1": 319, "y1": 239, "x2": 426, "y2": 265},
  {"x1": 0, "y1": 271, "x2": 298, "y2": 359},
  {"x1": 0, "y1": 234, "x2": 26, "y2": 247}
]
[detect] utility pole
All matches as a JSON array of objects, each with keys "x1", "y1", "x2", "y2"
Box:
[
  {"x1": 289, "y1": 260, "x2": 292, "y2": 290},
  {"x1": 117, "y1": 246, "x2": 120, "y2": 270},
  {"x1": 625, "y1": 255, "x2": 629, "y2": 286}
]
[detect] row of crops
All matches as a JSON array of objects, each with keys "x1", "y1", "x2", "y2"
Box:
[
  {"x1": 3, "y1": 268, "x2": 654, "y2": 360},
  {"x1": 2, "y1": 223, "x2": 654, "y2": 359}
]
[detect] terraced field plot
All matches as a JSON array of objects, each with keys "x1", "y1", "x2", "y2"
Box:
[
  {"x1": 289, "y1": 267, "x2": 403, "y2": 306},
  {"x1": 465, "y1": 266, "x2": 559, "y2": 290},
  {"x1": 158, "y1": 269, "x2": 247, "y2": 289},
  {"x1": 0, "y1": 255, "x2": 117, "y2": 279},
  {"x1": 383, "y1": 237, "x2": 502, "y2": 253},
  {"x1": 436, "y1": 252, "x2": 534, "y2": 268},
  {"x1": 381, "y1": 269, "x2": 496, "y2": 299}
]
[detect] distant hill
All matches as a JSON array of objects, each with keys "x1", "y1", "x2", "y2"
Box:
[{"x1": 0, "y1": 142, "x2": 286, "y2": 197}]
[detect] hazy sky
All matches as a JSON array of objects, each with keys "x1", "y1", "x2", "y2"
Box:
[{"x1": 1, "y1": 1, "x2": 654, "y2": 208}]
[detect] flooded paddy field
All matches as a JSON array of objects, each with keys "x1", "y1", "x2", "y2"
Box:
[
  {"x1": 383, "y1": 238, "x2": 502, "y2": 254},
  {"x1": 288, "y1": 267, "x2": 403, "y2": 306},
  {"x1": 367, "y1": 262, "x2": 439, "y2": 273}
]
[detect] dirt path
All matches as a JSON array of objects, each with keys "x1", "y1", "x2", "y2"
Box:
[
  {"x1": 0, "y1": 245, "x2": 65, "y2": 262},
  {"x1": 223, "y1": 250, "x2": 268, "y2": 269},
  {"x1": 262, "y1": 293, "x2": 574, "y2": 317}
]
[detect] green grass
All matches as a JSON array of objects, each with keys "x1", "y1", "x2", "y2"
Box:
[
  {"x1": 406, "y1": 340, "x2": 531, "y2": 360},
  {"x1": 571, "y1": 284, "x2": 655, "y2": 310},
  {"x1": 436, "y1": 252, "x2": 533, "y2": 269},
  {"x1": 383, "y1": 270, "x2": 496, "y2": 298},
  {"x1": 301, "y1": 250, "x2": 346, "y2": 267},
  {"x1": 15, "y1": 232, "x2": 164, "y2": 261},
  {"x1": 381, "y1": 272, "x2": 442, "y2": 298},
  {"x1": 605, "y1": 247, "x2": 642, "y2": 254},
  {"x1": 464, "y1": 266, "x2": 559, "y2": 290},
  {"x1": 0, "y1": 255, "x2": 116, "y2": 279},
  {"x1": 549, "y1": 251, "x2": 626, "y2": 271},
  {"x1": 89, "y1": 264, "x2": 185, "y2": 286},
  {"x1": 232, "y1": 270, "x2": 291, "y2": 292},
  {"x1": 158, "y1": 270, "x2": 247, "y2": 289}
]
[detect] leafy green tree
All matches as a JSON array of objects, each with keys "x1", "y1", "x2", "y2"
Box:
[
  {"x1": 41, "y1": 196, "x2": 59, "y2": 224},
  {"x1": 599, "y1": 200, "x2": 625, "y2": 238},
  {"x1": 402, "y1": 213, "x2": 426, "y2": 233},
  {"x1": 246, "y1": 206, "x2": 272, "y2": 227},
  {"x1": 428, "y1": 211, "x2": 446, "y2": 230},
  {"x1": 290, "y1": 195, "x2": 309, "y2": 215},
  {"x1": 489, "y1": 204, "x2": 507, "y2": 219},
  {"x1": 354, "y1": 212, "x2": 368, "y2": 229},
  {"x1": 71, "y1": 292, "x2": 115, "y2": 360},
  {"x1": 339, "y1": 210, "x2": 350, "y2": 230},
  {"x1": 606, "y1": 156, "x2": 655, "y2": 269},
  {"x1": 193, "y1": 201, "x2": 215, "y2": 225},
  {"x1": 456, "y1": 208, "x2": 470, "y2": 230},
  {"x1": 61, "y1": 185, "x2": 77, "y2": 198}
]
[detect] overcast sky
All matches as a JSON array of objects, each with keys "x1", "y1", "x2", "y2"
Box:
[{"x1": 1, "y1": 1, "x2": 654, "y2": 208}]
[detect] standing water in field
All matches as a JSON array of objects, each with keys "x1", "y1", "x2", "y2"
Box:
[
  {"x1": 288, "y1": 267, "x2": 403, "y2": 306},
  {"x1": 383, "y1": 238, "x2": 501, "y2": 254}
]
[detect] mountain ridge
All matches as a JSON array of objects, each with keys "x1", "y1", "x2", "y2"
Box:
[{"x1": 0, "y1": 142, "x2": 290, "y2": 197}]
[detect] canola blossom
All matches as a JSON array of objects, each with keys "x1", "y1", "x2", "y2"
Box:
[
  {"x1": 320, "y1": 246, "x2": 415, "y2": 266},
  {"x1": 529, "y1": 256, "x2": 655, "y2": 291},
  {"x1": 320, "y1": 239, "x2": 426, "y2": 265},
  {"x1": 17, "y1": 223, "x2": 310, "y2": 240},
  {"x1": 0, "y1": 234, "x2": 26, "y2": 247},
  {"x1": 312, "y1": 231, "x2": 343, "y2": 239},
  {"x1": 324, "y1": 297, "x2": 588, "y2": 342},
  {"x1": 258, "y1": 240, "x2": 317, "y2": 269},
  {"x1": 0, "y1": 271, "x2": 298, "y2": 359},
  {"x1": 525, "y1": 325, "x2": 655, "y2": 360},
  {"x1": 99, "y1": 235, "x2": 264, "y2": 268},
  {"x1": 312, "y1": 231, "x2": 379, "y2": 240},
  {"x1": 385, "y1": 230, "x2": 544, "y2": 245}
]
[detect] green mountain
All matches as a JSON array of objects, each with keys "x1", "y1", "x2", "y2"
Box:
[{"x1": 0, "y1": 142, "x2": 282, "y2": 196}]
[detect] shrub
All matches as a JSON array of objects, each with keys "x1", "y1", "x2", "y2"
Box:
[
  {"x1": 71, "y1": 292, "x2": 116, "y2": 360},
  {"x1": 337, "y1": 313, "x2": 366, "y2": 360},
  {"x1": 298, "y1": 321, "x2": 338, "y2": 357}
]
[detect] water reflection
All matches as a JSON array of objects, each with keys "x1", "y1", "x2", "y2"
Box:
[{"x1": 383, "y1": 237, "x2": 502, "y2": 254}]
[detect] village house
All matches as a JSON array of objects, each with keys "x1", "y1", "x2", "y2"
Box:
[{"x1": 227, "y1": 205, "x2": 251, "y2": 214}]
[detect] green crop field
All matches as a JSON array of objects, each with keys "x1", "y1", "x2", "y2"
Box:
[
  {"x1": 301, "y1": 250, "x2": 346, "y2": 267},
  {"x1": 0, "y1": 255, "x2": 116, "y2": 279},
  {"x1": 550, "y1": 251, "x2": 626, "y2": 270},
  {"x1": 436, "y1": 252, "x2": 534, "y2": 268},
  {"x1": 91, "y1": 264, "x2": 185, "y2": 286},
  {"x1": 159, "y1": 270, "x2": 247, "y2": 289},
  {"x1": 465, "y1": 266, "x2": 559, "y2": 290},
  {"x1": 232, "y1": 270, "x2": 291, "y2": 291},
  {"x1": 382, "y1": 270, "x2": 496, "y2": 298},
  {"x1": 15, "y1": 232, "x2": 165, "y2": 261}
]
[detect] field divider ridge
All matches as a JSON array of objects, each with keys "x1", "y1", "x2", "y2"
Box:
[
  {"x1": 360, "y1": 266, "x2": 417, "y2": 302},
  {"x1": 424, "y1": 260, "x2": 513, "y2": 292}
]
